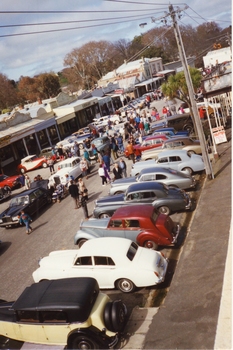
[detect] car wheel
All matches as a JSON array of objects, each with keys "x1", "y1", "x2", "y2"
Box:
[
  {"x1": 104, "y1": 300, "x2": 127, "y2": 332},
  {"x1": 187, "y1": 150, "x2": 196, "y2": 155},
  {"x1": 182, "y1": 167, "x2": 193, "y2": 175},
  {"x1": 99, "y1": 213, "x2": 110, "y2": 218},
  {"x1": 184, "y1": 125, "x2": 193, "y2": 134},
  {"x1": 143, "y1": 240, "x2": 158, "y2": 250},
  {"x1": 42, "y1": 162, "x2": 48, "y2": 168},
  {"x1": 20, "y1": 167, "x2": 26, "y2": 174},
  {"x1": 168, "y1": 184, "x2": 178, "y2": 189},
  {"x1": 70, "y1": 335, "x2": 99, "y2": 350},
  {"x1": 158, "y1": 206, "x2": 170, "y2": 215},
  {"x1": 77, "y1": 239, "x2": 87, "y2": 248},
  {"x1": 4, "y1": 186, "x2": 11, "y2": 193},
  {"x1": 116, "y1": 278, "x2": 135, "y2": 293},
  {"x1": 79, "y1": 143, "x2": 84, "y2": 150}
]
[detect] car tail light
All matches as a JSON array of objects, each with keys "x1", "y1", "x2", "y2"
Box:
[{"x1": 154, "y1": 271, "x2": 159, "y2": 277}]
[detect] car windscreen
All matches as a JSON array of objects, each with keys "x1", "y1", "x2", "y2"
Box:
[
  {"x1": 92, "y1": 139, "x2": 102, "y2": 147},
  {"x1": 10, "y1": 196, "x2": 29, "y2": 206},
  {"x1": 126, "y1": 241, "x2": 138, "y2": 261}
]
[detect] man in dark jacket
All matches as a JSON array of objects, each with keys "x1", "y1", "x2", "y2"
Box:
[
  {"x1": 68, "y1": 180, "x2": 80, "y2": 209},
  {"x1": 112, "y1": 163, "x2": 122, "y2": 181}
]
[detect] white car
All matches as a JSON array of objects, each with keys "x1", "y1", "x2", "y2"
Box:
[
  {"x1": 130, "y1": 149, "x2": 205, "y2": 176},
  {"x1": 48, "y1": 156, "x2": 85, "y2": 187},
  {"x1": 32, "y1": 237, "x2": 168, "y2": 293}
]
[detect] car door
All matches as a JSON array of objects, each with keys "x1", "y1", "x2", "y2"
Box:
[
  {"x1": 124, "y1": 219, "x2": 141, "y2": 241},
  {"x1": 166, "y1": 156, "x2": 183, "y2": 170},
  {"x1": 71, "y1": 256, "x2": 94, "y2": 279},
  {"x1": 92, "y1": 256, "x2": 116, "y2": 288},
  {"x1": 107, "y1": 219, "x2": 125, "y2": 238}
]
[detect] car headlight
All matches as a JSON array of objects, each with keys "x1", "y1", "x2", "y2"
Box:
[{"x1": 12, "y1": 216, "x2": 19, "y2": 222}]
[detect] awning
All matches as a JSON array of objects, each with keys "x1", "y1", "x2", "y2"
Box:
[{"x1": 135, "y1": 77, "x2": 161, "y2": 87}]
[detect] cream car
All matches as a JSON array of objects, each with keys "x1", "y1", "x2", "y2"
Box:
[{"x1": 0, "y1": 277, "x2": 127, "y2": 348}]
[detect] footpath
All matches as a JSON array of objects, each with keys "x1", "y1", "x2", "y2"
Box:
[{"x1": 123, "y1": 126, "x2": 232, "y2": 349}]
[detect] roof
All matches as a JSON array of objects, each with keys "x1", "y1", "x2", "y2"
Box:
[
  {"x1": 112, "y1": 205, "x2": 154, "y2": 219},
  {"x1": 12, "y1": 278, "x2": 99, "y2": 322},
  {"x1": 139, "y1": 167, "x2": 171, "y2": 175},
  {"x1": 57, "y1": 156, "x2": 80, "y2": 164},
  {"x1": 79, "y1": 237, "x2": 133, "y2": 255},
  {"x1": 127, "y1": 181, "x2": 164, "y2": 192}
]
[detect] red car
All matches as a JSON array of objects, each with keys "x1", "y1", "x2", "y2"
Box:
[
  {"x1": 0, "y1": 174, "x2": 20, "y2": 189},
  {"x1": 17, "y1": 155, "x2": 48, "y2": 174},
  {"x1": 125, "y1": 134, "x2": 169, "y2": 157}
]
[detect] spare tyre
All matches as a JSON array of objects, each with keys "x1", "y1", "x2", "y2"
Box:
[{"x1": 104, "y1": 300, "x2": 127, "y2": 332}]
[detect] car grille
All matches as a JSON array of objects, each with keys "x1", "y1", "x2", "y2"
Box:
[{"x1": 2, "y1": 216, "x2": 12, "y2": 223}]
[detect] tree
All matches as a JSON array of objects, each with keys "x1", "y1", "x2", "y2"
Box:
[
  {"x1": 161, "y1": 67, "x2": 202, "y2": 111},
  {"x1": 0, "y1": 73, "x2": 19, "y2": 110}
]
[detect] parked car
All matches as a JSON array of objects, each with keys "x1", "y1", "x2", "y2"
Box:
[
  {"x1": 0, "y1": 277, "x2": 127, "y2": 348},
  {"x1": 93, "y1": 181, "x2": 191, "y2": 217},
  {"x1": 141, "y1": 137, "x2": 202, "y2": 161},
  {"x1": 39, "y1": 146, "x2": 59, "y2": 161},
  {"x1": 0, "y1": 187, "x2": 52, "y2": 228},
  {"x1": 17, "y1": 155, "x2": 48, "y2": 174},
  {"x1": 151, "y1": 114, "x2": 194, "y2": 134},
  {"x1": 33, "y1": 237, "x2": 168, "y2": 293},
  {"x1": 152, "y1": 127, "x2": 189, "y2": 137},
  {"x1": 48, "y1": 156, "x2": 91, "y2": 188},
  {"x1": 131, "y1": 150, "x2": 205, "y2": 176},
  {"x1": 74, "y1": 205, "x2": 180, "y2": 250},
  {"x1": 0, "y1": 174, "x2": 20, "y2": 190},
  {"x1": 72, "y1": 127, "x2": 91, "y2": 137},
  {"x1": 0, "y1": 186, "x2": 11, "y2": 202},
  {"x1": 91, "y1": 136, "x2": 111, "y2": 154},
  {"x1": 109, "y1": 167, "x2": 196, "y2": 195},
  {"x1": 125, "y1": 134, "x2": 169, "y2": 158}
]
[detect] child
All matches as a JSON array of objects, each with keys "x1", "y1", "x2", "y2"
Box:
[{"x1": 19, "y1": 210, "x2": 33, "y2": 234}]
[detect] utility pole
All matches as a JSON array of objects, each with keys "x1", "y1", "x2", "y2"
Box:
[{"x1": 169, "y1": 5, "x2": 214, "y2": 179}]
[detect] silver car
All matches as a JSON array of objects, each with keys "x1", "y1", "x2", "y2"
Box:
[
  {"x1": 109, "y1": 167, "x2": 196, "y2": 195},
  {"x1": 130, "y1": 150, "x2": 205, "y2": 176}
]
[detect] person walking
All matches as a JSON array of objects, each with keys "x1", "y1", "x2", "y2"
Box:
[
  {"x1": 24, "y1": 174, "x2": 31, "y2": 189},
  {"x1": 80, "y1": 157, "x2": 88, "y2": 179},
  {"x1": 98, "y1": 164, "x2": 107, "y2": 186},
  {"x1": 126, "y1": 141, "x2": 135, "y2": 164},
  {"x1": 78, "y1": 178, "x2": 87, "y2": 195},
  {"x1": 80, "y1": 192, "x2": 89, "y2": 219},
  {"x1": 118, "y1": 158, "x2": 127, "y2": 178},
  {"x1": 48, "y1": 157, "x2": 55, "y2": 175},
  {"x1": 19, "y1": 210, "x2": 33, "y2": 234},
  {"x1": 68, "y1": 180, "x2": 80, "y2": 209},
  {"x1": 102, "y1": 152, "x2": 111, "y2": 172}
]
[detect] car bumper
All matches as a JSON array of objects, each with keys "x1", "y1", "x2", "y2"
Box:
[
  {"x1": 185, "y1": 196, "x2": 192, "y2": 210},
  {"x1": 172, "y1": 223, "x2": 180, "y2": 244}
]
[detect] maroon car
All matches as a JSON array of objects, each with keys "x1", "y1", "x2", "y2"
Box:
[
  {"x1": 125, "y1": 134, "x2": 169, "y2": 157},
  {"x1": 74, "y1": 205, "x2": 180, "y2": 250}
]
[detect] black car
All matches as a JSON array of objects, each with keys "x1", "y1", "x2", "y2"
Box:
[
  {"x1": 0, "y1": 187, "x2": 52, "y2": 228},
  {"x1": 93, "y1": 181, "x2": 192, "y2": 217},
  {"x1": 151, "y1": 114, "x2": 194, "y2": 134}
]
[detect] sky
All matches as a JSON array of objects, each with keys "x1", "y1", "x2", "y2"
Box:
[{"x1": 0, "y1": 0, "x2": 231, "y2": 82}]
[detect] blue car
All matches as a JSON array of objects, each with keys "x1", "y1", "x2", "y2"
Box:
[{"x1": 152, "y1": 127, "x2": 189, "y2": 137}]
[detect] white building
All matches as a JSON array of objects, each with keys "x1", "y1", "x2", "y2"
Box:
[{"x1": 203, "y1": 47, "x2": 232, "y2": 68}]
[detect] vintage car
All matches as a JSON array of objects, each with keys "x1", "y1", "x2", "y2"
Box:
[
  {"x1": 0, "y1": 277, "x2": 127, "y2": 348},
  {"x1": 0, "y1": 187, "x2": 52, "y2": 228},
  {"x1": 33, "y1": 237, "x2": 168, "y2": 293},
  {"x1": 39, "y1": 146, "x2": 59, "y2": 161},
  {"x1": 130, "y1": 150, "x2": 205, "y2": 176},
  {"x1": 0, "y1": 186, "x2": 11, "y2": 202},
  {"x1": 93, "y1": 182, "x2": 191, "y2": 217},
  {"x1": 109, "y1": 167, "x2": 196, "y2": 195},
  {"x1": 91, "y1": 136, "x2": 111, "y2": 154},
  {"x1": 150, "y1": 114, "x2": 194, "y2": 134},
  {"x1": 48, "y1": 156, "x2": 91, "y2": 188},
  {"x1": 17, "y1": 155, "x2": 48, "y2": 174},
  {"x1": 0, "y1": 174, "x2": 21, "y2": 190},
  {"x1": 125, "y1": 134, "x2": 169, "y2": 158},
  {"x1": 151, "y1": 127, "x2": 189, "y2": 137},
  {"x1": 141, "y1": 137, "x2": 202, "y2": 161},
  {"x1": 74, "y1": 205, "x2": 180, "y2": 250}
]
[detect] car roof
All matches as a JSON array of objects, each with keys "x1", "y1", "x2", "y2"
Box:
[
  {"x1": 12, "y1": 278, "x2": 99, "y2": 321},
  {"x1": 144, "y1": 134, "x2": 168, "y2": 140},
  {"x1": 14, "y1": 188, "x2": 43, "y2": 197},
  {"x1": 79, "y1": 237, "x2": 133, "y2": 255},
  {"x1": 139, "y1": 167, "x2": 171, "y2": 175},
  {"x1": 21, "y1": 155, "x2": 36, "y2": 161},
  {"x1": 157, "y1": 149, "x2": 189, "y2": 157},
  {"x1": 127, "y1": 182, "x2": 164, "y2": 192},
  {"x1": 164, "y1": 136, "x2": 190, "y2": 143},
  {"x1": 112, "y1": 205, "x2": 155, "y2": 219},
  {"x1": 166, "y1": 113, "x2": 191, "y2": 121},
  {"x1": 58, "y1": 156, "x2": 80, "y2": 165}
]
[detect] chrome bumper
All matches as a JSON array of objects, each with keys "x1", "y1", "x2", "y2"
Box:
[{"x1": 172, "y1": 223, "x2": 180, "y2": 243}]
